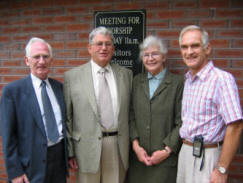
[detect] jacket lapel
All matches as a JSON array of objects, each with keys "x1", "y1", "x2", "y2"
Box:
[
  {"x1": 25, "y1": 75, "x2": 47, "y2": 138},
  {"x1": 82, "y1": 63, "x2": 99, "y2": 118},
  {"x1": 141, "y1": 73, "x2": 150, "y2": 100},
  {"x1": 152, "y1": 70, "x2": 171, "y2": 99}
]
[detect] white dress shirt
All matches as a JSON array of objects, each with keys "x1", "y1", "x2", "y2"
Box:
[
  {"x1": 31, "y1": 74, "x2": 63, "y2": 146},
  {"x1": 91, "y1": 60, "x2": 119, "y2": 129}
]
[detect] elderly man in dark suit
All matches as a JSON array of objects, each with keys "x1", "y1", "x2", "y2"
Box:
[{"x1": 0, "y1": 37, "x2": 68, "y2": 183}]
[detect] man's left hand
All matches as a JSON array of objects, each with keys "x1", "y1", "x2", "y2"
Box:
[{"x1": 210, "y1": 168, "x2": 228, "y2": 183}]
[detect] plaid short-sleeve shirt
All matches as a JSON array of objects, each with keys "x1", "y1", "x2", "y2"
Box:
[{"x1": 180, "y1": 61, "x2": 243, "y2": 143}]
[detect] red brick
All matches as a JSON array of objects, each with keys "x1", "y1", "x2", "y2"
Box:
[
  {"x1": 11, "y1": 19, "x2": 32, "y2": 26},
  {"x1": 55, "y1": 51, "x2": 76, "y2": 58},
  {"x1": 3, "y1": 76, "x2": 23, "y2": 83},
  {"x1": 231, "y1": 20, "x2": 243, "y2": 28},
  {"x1": 32, "y1": 1, "x2": 53, "y2": 8},
  {"x1": 32, "y1": 34, "x2": 52, "y2": 41},
  {"x1": 232, "y1": 60, "x2": 243, "y2": 68},
  {"x1": 55, "y1": 68, "x2": 70, "y2": 75},
  {"x1": 52, "y1": 59, "x2": 66, "y2": 66},
  {"x1": 53, "y1": 0, "x2": 79, "y2": 6},
  {"x1": 92, "y1": 5, "x2": 113, "y2": 11},
  {"x1": 22, "y1": 26, "x2": 41, "y2": 32},
  {"x1": 216, "y1": 10, "x2": 243, "y2": 18},
  {"x1": 2, "y1": 27, "x2": 20, "y2": 34},
  {"x1": 145, "y1": 2, "x2": 169, "y2": 9},
  {"x1": 11, "y1": 1, "x2": 31, "y2": 9},
  {"x1": 0, "y1": 68, "x2": 11, "y2": 74},
  {"x1": 210, "y1": 39, "x2": 230, "y2": 48},
  {"x1": 212, "y1": 59, "x2": 229, "y2": 68},
  {"x1": 0, "y1": 20, "x2": 8, "y2": 26},
  {"x1": 217, "y1": 30, "x2": 243, "y2": 38},
  {"x1": 2, "y1": 61, "x2": 21, "y2": 67},
  {"x1": 50, "y1": 42, "x2": 65, "y2": 50},
  {"x1": 78, "y1": 50, "x2": 90, "y2": 57},
  {"x1": 66, "y1": 7, "x2": 87, "y2": 14},
  {"x1": 167, "y1": 49, "x2": 181, "y2": 58},
  {"x1": 0, "y1": 36, "x2": 10, "y2": 42},
  {"x1": 231, "y1": 0, "x2": 243, "y2": 7},
  {"x1": 33, "y1": 17, "x2": 53, "y2": 24},
  {"x1": 66, "y1": 42, "x2": 88, "y2": 49},
  {"x1": 233, "y1": 40, "x2": 243, "y2": 48},
  {"x1": 174, "y1": 1, "x2": 197, "y2": 8},
  {"x1": 45, "y1": 25, "x2": 65, "y2": 32},
  {"x1": 82, "y1": 15, "x2": 93, "y2": 22},
  {"x1": 186, "y1": 10, "x2": 212, "y2": 18},
  {"x1": 68, "y1": 60, "x2": 88, "y2": 66},
  {"x1": 13, "y1": 68, "x2": 30, "y2": 75},
  {"x1": 22, "y1": 9, "x2": 41, "y2": 16},
  {"x1": 158, "y1": 30, "x2": 180, "y2": 38},
  {"x1": 79, "y1": 33, "x2": 89, "y2": 39},
  {"x1": 171, "y1": 20, "x2": 197, "y2": 28},
  {"x1": 225, "y1": 69, "x2": 243, "y2": 78},
  {"x1": 201, "y1": 20, "x2": 227, "y2": 28},
  {"x1": 11, "y1": 52, "x2": 25, "y2": 59},
  {"x1": 67, "y1": 24, "x2": 89, "y2": 32},
  {"x1": 43, "y1": 8, "x2": 63, "y2": 15},
  {"x1": 0, "y1": 11, "x2": 19, "y2": 18},
  {"x1": 55, "y1": 16, "x2": 76, "y2": 23},
  {"x1": 215, "y1": 49, "x2": 243, "y2": 58},
  {"x1": 147, "y1": 21, "x2": 168, "y2": 28},
  {"x1": 115, "y1": 2, "x2": 143, "y2": 10},
  {"x1": 200, "y1": 0, "x2": 229, "y2": 8},
  {"x1": 158, "y1": 10, "x2": 185, "y2": 19}
]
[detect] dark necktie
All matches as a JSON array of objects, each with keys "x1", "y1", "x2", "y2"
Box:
[
  {"x1": 41, "y1": 81, "x2": 59, "y2": 143},
  {"x1": 97, "y1": 68, "x2": 114, "y2": 129}
]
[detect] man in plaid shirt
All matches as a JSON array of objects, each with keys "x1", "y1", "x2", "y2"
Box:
[{"x1": 176, "y1": 25, "x2": 243, "y2": 183}]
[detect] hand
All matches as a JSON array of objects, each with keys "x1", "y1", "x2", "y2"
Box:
[
  {"x1": 68, "y1": 157, "x2": 79, "y2": 170},
  {"x1": 132, "y1": 140, "x2": 152, "y2": 166},
  {"x1": 150, "y1": 150, "x2": 169, "y2": 165},
  {"x1": 210, "y1": 168, "x2": 228, "y2": 183},
  {"x1": 12, "y1": 174, "x2": 29, "y2": 183}
]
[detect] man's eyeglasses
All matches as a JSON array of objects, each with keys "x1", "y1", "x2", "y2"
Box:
[{"x1": 92, "y1": 42, "x2": 113, "y2": 48}]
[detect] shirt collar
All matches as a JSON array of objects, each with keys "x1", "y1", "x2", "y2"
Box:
[
  {"x1": 185, "y1": 61, "x2": 213, "y2": 82},
  {"x1": 147, "y1": 68, "x2": 167, "y2": 80},
  {"x1": 31, "y1": 73, "x2": 50, "y2": 89},
  {"x1": 91, "y1": 60, "x2": 112, "y2": 74}
]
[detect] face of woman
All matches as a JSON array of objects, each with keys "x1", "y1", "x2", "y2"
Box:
[{"x1": 142, "y1": 46, "x2": 166, "y2": 76}]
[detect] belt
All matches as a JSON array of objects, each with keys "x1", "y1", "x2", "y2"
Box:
[
  {"x1": 183, "y1": 139, "x2": 223, "y2": 148},
  {"x1": 102, "y1": 131, "x2": 118, "y2": 137}
]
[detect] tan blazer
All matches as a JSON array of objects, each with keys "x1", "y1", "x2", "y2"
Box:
[{"x1": 63, "y1": 62, "x2": 132, "y2": 173}]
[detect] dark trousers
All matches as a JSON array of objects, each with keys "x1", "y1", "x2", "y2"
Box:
[{"x1": 44, "y1": 140, "x2": 66, "y2": 183}]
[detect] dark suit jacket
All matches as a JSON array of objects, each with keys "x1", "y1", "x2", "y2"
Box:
[{"x1": 0, "y1": 75, "x2": 69, "y2": 183}]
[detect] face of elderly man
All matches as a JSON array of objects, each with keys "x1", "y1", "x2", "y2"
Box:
[
  {"x1": 88, "y1": 34, "x2": 115, "y2": 68},
  {"x1": 25, "y1": 41, "x2": 53, "y2": 80}
]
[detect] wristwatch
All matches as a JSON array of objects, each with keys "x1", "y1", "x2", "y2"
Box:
[{"x1": 216, "y1": 165, "x2": 227, "y2": 174}]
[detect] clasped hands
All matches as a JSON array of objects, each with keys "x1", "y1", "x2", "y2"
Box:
[{"x1": 132, "y1": 140, "x2": 171, "y2": 166}]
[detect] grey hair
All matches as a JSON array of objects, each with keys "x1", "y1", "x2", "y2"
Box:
[
  {"x1": 179, "y1": 25, "x2": 209, "y2": 48},
  {"x1": 139, "y1": 35, "x2": 168, "y2": 60},
  {"x1": 25, "y1": 37, "x2": 53, "y2": 58},
  {"x1": 89, "y1": 26, "x2": 115, "y2": 45}
]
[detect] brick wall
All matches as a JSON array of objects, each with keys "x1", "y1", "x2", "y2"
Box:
[{"x1": 0, "y1": 0, "x2": 242, "y2": 182}]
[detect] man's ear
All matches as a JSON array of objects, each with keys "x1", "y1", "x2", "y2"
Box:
[
  {"x1": 205, "y1": 43, "x2": 212, "y2": 56},
  {"x1": 24, "y1": 56, "x2": 30, "y2": 66}
]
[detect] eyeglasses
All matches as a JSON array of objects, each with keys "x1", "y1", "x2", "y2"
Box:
[
  {"x1": 143, "y1": 52, "x2": 161, "y2": 59},
  {"x1": 92, "y1": 41, "x2": 113, "y2": 48},
  {"x1": 29, "y1": 54, "x2": 51, "y2": 61}
]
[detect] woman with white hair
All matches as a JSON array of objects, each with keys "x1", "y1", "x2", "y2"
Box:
[{"x1": 128, "y1": 35, "x2": 183, "y2": 183}]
